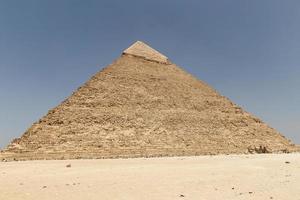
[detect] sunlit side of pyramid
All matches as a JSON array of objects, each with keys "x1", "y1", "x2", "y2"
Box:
[{"x1": 1, "y1": 41, "x2": 298, "y2": 160}]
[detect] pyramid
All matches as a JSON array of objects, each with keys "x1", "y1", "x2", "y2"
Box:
[{"x1": 1, "y1": 41, "x2": 298, "y2": 161}]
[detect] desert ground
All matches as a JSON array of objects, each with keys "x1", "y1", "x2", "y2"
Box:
[{"x1": 1, "y1": 153, "x2": 300, "y2": 200}]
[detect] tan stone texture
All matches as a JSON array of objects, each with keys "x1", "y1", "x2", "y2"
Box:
[{"x1": 1, "y1": 41, "x2": 298, "y2": 161}]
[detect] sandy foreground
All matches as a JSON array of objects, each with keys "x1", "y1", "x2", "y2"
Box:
[{"x1": 0, "y1": 154, "x2": 300, "y2": 200}]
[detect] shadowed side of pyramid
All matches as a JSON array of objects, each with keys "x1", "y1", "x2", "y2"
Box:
[{"x1": 1, "y1": 41, "x2": 298, "y2": 161}]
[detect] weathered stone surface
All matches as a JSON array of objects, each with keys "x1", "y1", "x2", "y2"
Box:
[{"x1": 1, "y1": 41, "x2": 298, "y2": 161}]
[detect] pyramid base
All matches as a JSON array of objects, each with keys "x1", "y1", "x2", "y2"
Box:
[{"x1": 1, "y1": 146, "x2": 299, "y2": 161}]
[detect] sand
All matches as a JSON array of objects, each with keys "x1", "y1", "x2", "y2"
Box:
[{"x1": 0, "y1": 154, "x2": 299, "y2": 200}]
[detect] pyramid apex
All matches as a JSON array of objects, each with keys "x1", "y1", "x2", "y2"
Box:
[{"x1": 123, "y1": 41, "x2": 169, "y2": 64}]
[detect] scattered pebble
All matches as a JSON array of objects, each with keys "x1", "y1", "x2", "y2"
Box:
[
  {"x1": 231, "y1": 187, "x2": 235, "y2": 190},
  {"x1": 179, "y1": 194, "x2": 185, "y2": 197},
  {"x1": 285, "y1": 161, "x2": 290, "y2": 164},
  {"x1": 249, "y1": 191, "x2": 253, "y2": 194},
  {"x1": 66, "y1": 164, "x2": 72, "y2": 168},
  {"x1": 42, "y1": 186, "x2": 47, "y2": 189}
]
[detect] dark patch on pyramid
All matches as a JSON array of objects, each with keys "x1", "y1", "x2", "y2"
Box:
[{"x1": 1, "y1": 41, "x2": 298, "y2": 161}]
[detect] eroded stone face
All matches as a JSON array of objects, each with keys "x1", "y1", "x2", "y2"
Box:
[{"x1": 1, "y1": 41, "x2": 298, "y2": 161}]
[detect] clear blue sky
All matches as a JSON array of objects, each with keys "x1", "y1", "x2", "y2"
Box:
[{"x1": 0, "y1": 0, "x2": 299, "y2": 149}]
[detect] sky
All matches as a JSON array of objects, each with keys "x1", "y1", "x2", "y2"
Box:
[{"x1": 0, "y1": 0, "x2": 299, "y2": 149}]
